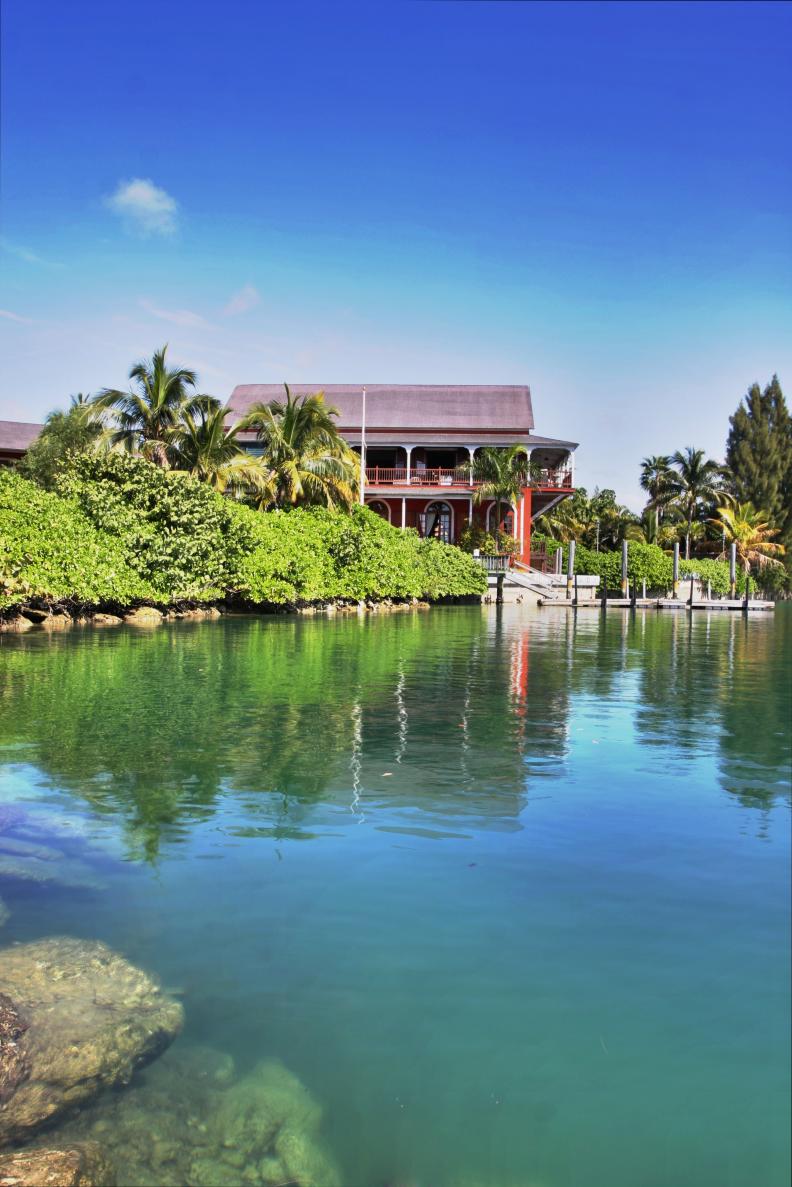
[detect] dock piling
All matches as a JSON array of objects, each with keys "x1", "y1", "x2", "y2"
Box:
[
  {"x1": 567, "y1": 540, "x2": 576, "y2": 601},
  {"x1": 672, "y1": 543, "x2": 680, "y2": 598}
]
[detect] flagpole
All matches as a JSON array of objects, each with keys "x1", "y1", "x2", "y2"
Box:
[{"x1": 359, "y1": 386, "x2": 367, "y2": 505}]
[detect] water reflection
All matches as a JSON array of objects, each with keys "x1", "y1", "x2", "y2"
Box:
[
  {"x1": 0, "y1": 607, "x2": 789, "y2": 863},
  {"x1": 1, "y1": 606, "x2": 789, "y2": 1187}
]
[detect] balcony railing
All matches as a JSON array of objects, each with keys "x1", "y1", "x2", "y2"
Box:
[{"x1": 364, "y1": 467, "x2": 572, "y2": 488}]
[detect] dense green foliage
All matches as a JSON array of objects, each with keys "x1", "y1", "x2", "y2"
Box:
[
  {"x1": 18, "y1": 401, "x2": 104, "y2": 490},
  {"x1": 0, "y1": 471, "x2": 153, "y2": 609},
  {"x1": 57, "y1": 452, "x2": 251, "y2": 601},
  {"x1": 229, "y1": 501, "x2": 485, "y2": 603},
  {"x1": 2, "y1": 455, "x2": 484, "y2": 611},
  {"x1": 725, "y1": 375, "x2": 792, "y2": 551}
]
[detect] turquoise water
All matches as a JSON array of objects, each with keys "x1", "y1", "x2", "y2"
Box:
[{"x1": 1, "y1": 606, "x2": 789, "y2": 1187}]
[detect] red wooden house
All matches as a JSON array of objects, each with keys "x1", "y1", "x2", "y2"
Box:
[{"x1": 225, "y1": 384, "x2": 576, "y2": 565}]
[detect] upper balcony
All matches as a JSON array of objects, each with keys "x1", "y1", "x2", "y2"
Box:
[
  {"x1": 356, "y1": 444, "x2": 573, "y2": 492},
  {"x1": 363, "y1": 465, "x2": 573, "y2": 489}
]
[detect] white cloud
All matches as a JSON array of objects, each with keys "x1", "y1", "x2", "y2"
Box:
[
  {"x1": 0, "y1": 238, "x2": 61, "y2": 268},
  {"x1": 0, "y1": 309, "x2": 33, "y2": 324},
  {"x1": 139, "y1": 299, "x2": 210, "y2": 328},
  {"x1": 223, "y1": 284, "x2": 261, "y2": 316},
  {"x1": 105, "y1": 178, "x2": 179, "y2": 237}
]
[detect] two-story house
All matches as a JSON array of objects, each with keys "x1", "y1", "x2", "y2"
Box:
[{"x1": 225, "y1": 384, "x2": 577, "y2": 565}]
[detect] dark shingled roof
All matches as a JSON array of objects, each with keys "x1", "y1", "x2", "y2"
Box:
[
  {"x1": 0, "y1": 421, "x2": 42, "y2": 453},
  {"x1": 226, "y1": 384, "x2": 535, "y2": 433}
]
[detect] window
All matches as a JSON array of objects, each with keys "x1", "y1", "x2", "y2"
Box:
[
  {"x1": 486, "y1": 503, "x2": 515, "y2": 535},
  {"x1": 419, "y1": 501, "x2": 452, "y2": 543},
  {"x1": 367, "y1": 500, "x2": 391, "y2": 522}
]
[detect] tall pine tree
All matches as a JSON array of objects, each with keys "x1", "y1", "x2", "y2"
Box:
[{"x1": 725, "y1": 375, "x2": 792, "y2": 545}]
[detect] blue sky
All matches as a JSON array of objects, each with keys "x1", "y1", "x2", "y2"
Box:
[{"x1": 1, "y1": 0, "x2": 790, "y2": 509}]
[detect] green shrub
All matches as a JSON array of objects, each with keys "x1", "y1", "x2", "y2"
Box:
[
  {"x1": 415, "y1": 538, "x2": 488, "y2": 598},
  {"x1": 56, "y1": 452, "x2": 252, "y2": 601},
  {"x1": 9, "y1": 455, "x2": 485, "y2": 609},
  {"x1": 229, "y1": 503, "x2": 486, "y2": 603},
  {"x1": 0, "y1": 471, "x2": 153, "y2": 609}
]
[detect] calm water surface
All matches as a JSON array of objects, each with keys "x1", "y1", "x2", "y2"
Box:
[{"x1": 1, "y1": 606, "x2": 790, "y2": 1187}]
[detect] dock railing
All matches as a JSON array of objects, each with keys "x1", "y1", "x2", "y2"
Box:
[{"x1": 473, "y1": 554, "x2": 511, "y2": 573}]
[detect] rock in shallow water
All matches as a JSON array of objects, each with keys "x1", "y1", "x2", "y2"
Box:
[
  {"x1": 123, "y1": 608, "x2": 162, "y2": 627},
  {"x1": 0, "y1": 1141, "x2": 115, "y2": 1186},
  {"x1": 0, "y1": 938, "x2": 183, "y2": 1146},
  {"x1": 0, "y1": 994, "x2": 29, "y2": 1105},
  {"x1": 54, "y1": 1044, "x2": 341, "y2": 1187}
]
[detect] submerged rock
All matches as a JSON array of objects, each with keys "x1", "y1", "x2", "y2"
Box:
[
  {"x1": 0, "y1": 901, "x2": 8, "y2": 929},
  {"x1": 54, "y1": 1044, "x2": 341, "y2": 1187},
  {"x1": 40, "y1": 616, "x2": 72, "y2": 633},
  {"x1": 0, "y1": 618, "x2": 33, "y2": 634},
  {"x1": 0, "y1": 1142, "x2": 115, "y2": 1186},
  {"x1": 0, "y1": 854, "x2": 104, "y2": 891},
  {"x1": 0, "y1": 994, "x2": 29, "y2": 1105},
  {"x1": 0, "y1": 938, "x2": 183, "y2": 1145}
]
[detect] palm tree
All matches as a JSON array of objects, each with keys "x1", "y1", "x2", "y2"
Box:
[
  {"x1": 171, "y1": 404, "x2": 274, "y2": 498},
  {"x1": 91, "y1": 345, "x2": 215, "y2": 467},
  {"x1": 712, "y1": 501, "x2": 785, "y2": 585},
  {"x1": 670, "y1": 447, "x2": 722, "y2": 558},
  {"x1": 466, "y1": 446, "x2": 539, "y2": 546},
  {"x1": 639, "y1": 455, "x2": 676, "y2": 521},
  {"x1": 539, "y1": 496, "x2": 587, "y2": 544},
  {"x1": 238, "y1": 385, "x2": 358, "y2": 509}
]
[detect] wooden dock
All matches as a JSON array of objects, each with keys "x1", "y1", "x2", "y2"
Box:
[{"x1": 537, "y1": 597, "x2": 774, "y2": 611}]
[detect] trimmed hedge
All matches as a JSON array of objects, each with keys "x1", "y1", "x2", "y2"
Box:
[{"x1": 1, "y1": 457, "x2": 486, "y2": 611}]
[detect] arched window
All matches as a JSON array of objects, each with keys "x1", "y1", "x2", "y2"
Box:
[
  {"x1": 419, "y1": 501, "x2": 453, "y2": 543},
  {"x1": 367, "y1": 500, "x2": 391, "y2": 522},
  {"x1": 486, "y1": 502, "x2": 515, "y2": 536}
]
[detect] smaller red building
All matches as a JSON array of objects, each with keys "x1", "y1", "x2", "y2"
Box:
[{"x1": 226, "y1": 384, "x2": 576, "y2": 564}]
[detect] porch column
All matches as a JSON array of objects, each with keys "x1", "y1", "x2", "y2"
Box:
[
  {"x1": 404, "y1": 445, "x2": 413, "y2": 484},
  {"x1": 569, "y1": 450, "x2": 575, "y2": 486},
  {"x1": 401, "y1": 496, "x2": 406, "y2": 529},
  {"x1": 467, "y1": 445, "x2": 477, "y2": 486},
  {"x1": 520, "y1": 486, "x2": 533, "y2": 565},
  {"x1": 468, "y1": 494, "x2": 473, "y2": 525}
]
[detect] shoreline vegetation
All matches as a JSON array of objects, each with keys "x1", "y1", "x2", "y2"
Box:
[
  {"x1": 2, "y1": 349, "x2": 790, "y2": 623},
  {"x1": 0, "y1": 460, "x2": 486, "y2": 631}
]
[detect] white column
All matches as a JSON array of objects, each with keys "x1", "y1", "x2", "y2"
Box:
[
  {"x1": 401, "y1": 496, "x2": 406, "y2": 529},
  {"x1": 405, "y1": 445, "x2": 413, "y2": 484},
  {"x1": 468, "y1": 494, "x2": 473, "y2": 524},
  {"x1": 467, "y1": 445, "x2": 476, "y2": 486},
  {"x1": 359, "y1": 387, "x2": 367, "y2": 505}
]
